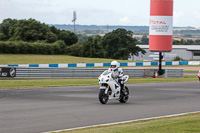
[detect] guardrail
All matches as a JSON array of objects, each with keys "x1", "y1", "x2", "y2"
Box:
[
  {"x1": 8, "y1": 68, "x2": 183, "y2": 79},
  {"x1": 15, "y1": 68, "x2": 144, "y2": 79},
  {"x1": 165, "y1": 69, "x2": 184, "y2": 78},
  {"x1": 0, "y1": 61, "x2": 199, "y2": 68}
]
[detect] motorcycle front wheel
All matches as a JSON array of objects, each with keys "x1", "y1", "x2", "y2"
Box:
[{"x1": 99, "y1": 89, "x2": 109, "y2": 104}]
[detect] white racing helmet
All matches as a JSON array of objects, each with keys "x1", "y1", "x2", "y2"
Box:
[{"x1": 110, "y1": 60, "x2": 119, "y2": 71}]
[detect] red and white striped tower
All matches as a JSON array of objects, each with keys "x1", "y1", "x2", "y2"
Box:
[{"x1": 149, "y1": 0, "x2": 173, "y2": 52}]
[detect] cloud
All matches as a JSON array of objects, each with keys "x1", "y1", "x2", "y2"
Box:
[
  {"x1": 174, "y1": 11, "x2": 200, "y2": 27},
  {"x1": 1, "y1": 0, "x2": 198, "y2": 27},
  {"x1": 119, "y1": 16, "x2": 131, "y2": 24},
  {"x1": 174, "y1": 11, "x2": 185, "y2": 26}
]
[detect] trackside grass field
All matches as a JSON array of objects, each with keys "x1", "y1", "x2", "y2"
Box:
[
  {"x1": 0, "y1": 54, "x2": 131, "y2": 64},
  {"x1": 53, "y1": 112, "x2": 200, "y2": 133},
  {"x1": 0, "y1": 75, "x2": 197, "y2": 89}
]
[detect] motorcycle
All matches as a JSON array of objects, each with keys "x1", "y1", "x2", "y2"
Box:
[{"x1": 98, "y1": 70, "x2": 129, "y2": 104}]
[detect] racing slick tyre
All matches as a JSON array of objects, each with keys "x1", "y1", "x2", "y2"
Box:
[
  {"x1": 99, "y1": 89, "x2": 109, "y2": 104},
  {"x1": 119, "y1": 86, "x2": 129, "y2": 103}
]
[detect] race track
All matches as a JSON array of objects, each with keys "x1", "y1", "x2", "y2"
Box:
[{"x1": 0, "y1": 81, "x2": 200, "y2": 133}]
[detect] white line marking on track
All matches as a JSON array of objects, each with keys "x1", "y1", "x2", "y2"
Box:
[{"x1": 43, "y1": 111, "x2": 200, "y2": 133}]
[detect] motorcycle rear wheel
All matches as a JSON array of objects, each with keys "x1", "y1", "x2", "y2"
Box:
[
  {"x1": 99, "y1": 89, "x2": 109, "y2": 104},
  {"x1": 119, "y1": 86, "x2": 129, "y2": 103}
]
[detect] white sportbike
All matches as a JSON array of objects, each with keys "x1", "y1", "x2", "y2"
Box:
[{"x1": 98, "y1": 70, "x2": 129, "y2": 104}]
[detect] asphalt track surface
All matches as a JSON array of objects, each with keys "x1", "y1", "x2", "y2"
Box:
[{"x1": 0, "y1": 81, "x2": 200, "y2": 133}]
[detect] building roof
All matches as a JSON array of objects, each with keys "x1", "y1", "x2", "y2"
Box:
[{"x1": 137, "y1": 45, "x2": 200, "y2": 51}]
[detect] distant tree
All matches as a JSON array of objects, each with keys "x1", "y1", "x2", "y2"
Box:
[
  {"x1": 9, "y1": 18, "x2": 50, "y2": 41},
  {"x1": 45, "y1": 32, "x2": 57, "y2": 43},
  {"x1": 173, "y1": 40, "x2": 181, "y2": 45},
  {"x1": 68, "y1": 44, "x2": 82, "y2": 56},
  {"x1": 101, "y1": 28, "x2": 145, "y2": 60},
  {"x1": 82, "y1": 35, "x2": 105, "y2": 58},
  {"x1": 0, "y1": 18, "x2": 18, "y2": 40},
  {"x1": 173, "y1": 56, "x2": 183, "y2": 61},
  {"x1": 0, "y1": 33, "x2": 7, "y2": 41},
  {"x1": 0, "y1": 18, "x2": 79, "y2": 46},
  {"x1": 195, "y1": 40, "x2": 200, "y2": 45},
  {"x1": 141, "y1": 34, "x2": 149, "y2": 44},
  {"x1": 180, "y1": 39, "x2": 185, "y2": 45},
  {"x1": 77, "y1": 33, "x2": 88, "y2": 45},
  {"x1": 50, "y1": 26, "x2": 60, "y2": 35},
  {"x1": 58, "y1": 30, "x2": 78, "y2": 46},
  {"x1": 186, "y1": 39, "x2": 194, "y2": 45}
]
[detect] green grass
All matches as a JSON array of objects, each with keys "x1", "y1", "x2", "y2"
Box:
[
  {"x1": 0, "y1": 54, "x2": 131, "y2": 65},
  {"x1": 184, "y1": 70, "x2": 199, "y2": 73},
  {"x1": 55, "y1": 112, "x2": 200, "y2": 133},
  {"x1": 0, "y1": 75, "x2": 197, "y2": 89}
]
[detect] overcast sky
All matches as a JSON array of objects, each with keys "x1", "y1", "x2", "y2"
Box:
[{"x1": 0, "y1": 0, "x2": 200, "y2": 27}]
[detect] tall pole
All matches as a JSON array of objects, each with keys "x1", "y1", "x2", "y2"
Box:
[
  {"x1": 72, "y1": 11, "x2": 76, "y2": 33},
  {"x1": 159, "y1": 52, "x2": 162, "y2": 75},
  {"x1": 74, "y1": 20, "x2": 75, "y2": 32},
  {"x1": 107, "y1": 24, "x2": 109, "y2": 33}
]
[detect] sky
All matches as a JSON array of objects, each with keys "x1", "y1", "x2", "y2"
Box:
[{"x1": 0, "y1": 0, "x2": 200, "y2": 27}]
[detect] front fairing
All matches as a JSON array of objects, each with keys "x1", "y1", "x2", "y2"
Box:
[{"x1": 98, "y1": 71, "x2": 121, "y2": 99}]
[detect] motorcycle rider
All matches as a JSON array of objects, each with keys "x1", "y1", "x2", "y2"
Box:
[{"x1": 108, "y1": 60, "x2": 125, "y2": 89}]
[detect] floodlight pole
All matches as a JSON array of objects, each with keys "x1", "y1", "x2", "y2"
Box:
[
  {"x1": 159, "y1": 52, "x2": 162, "y2": 75},
  {"x1": 73, "y1": 20, "x2": 75, "y2": 32},
  {"x1": 72, "y1": 11, "x2": 76, "y2": 33}
]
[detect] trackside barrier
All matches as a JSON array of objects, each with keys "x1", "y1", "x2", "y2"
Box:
[
  {"x1": 0, "y1": 61, "x2": 199, "y2": 68},
  {"x1": 8, "y1": 68, "x2": 183, "y2": 79},
  {"x1": 165, "y1": 69, "x2": 184, "y2": 78},
  {"x1": 14, "y1": 68, "x2": 144, "y2": 79}
]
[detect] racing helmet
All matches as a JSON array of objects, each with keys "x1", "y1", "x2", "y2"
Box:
[{"x1": 110, "y1": 60, "x2": 119, "y2": 71}]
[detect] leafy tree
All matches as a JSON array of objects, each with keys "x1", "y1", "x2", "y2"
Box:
[
  {"x1": 50, "y1": 26, "x2": 60, "y2": 35},
  {"x1": 173, "y1": 56, "x2": 183, "y2": 61},
  {"x1": 101, "y1": 28, "x2": 145, "y2": 59},
  {"x1": 0, "y1": 33, "x2": 7, "y2": 41},
  {"x1": 195, "y1": 40, "x2": 200, "y2": 45},
  {"x1": 141, "y1": 34, "x2": 149, "y2": 44},
  {"x1": 0, "y1": 18, "x2": 78, "y2": 46},
  {"x1": 45, "y1": 32, "x2": 57, "y2": 43},
  {"x1": 58, "y1": 30, "x2": 78, "y2": 46},
  {"x1": 53, "y1": 40, "x2": 67, "y2": 54},
  {"x1": 186, "y1": 39, "x2": 194, "y2": 45},
  {"x1": 82, "y1": 35, "x2": 105, "y2": 58},
  {"x1": 0, "y1": 18, "x2": 18, "y2": 40},
  {"x1": 68, "y1": 44, "x2": 82, "y2": 56},
  {"x1": 173, "y1": 40, "x2": 182, "y2": 45},
  {"x1": 9, "y1": 19, "x2": 50, "y2": 41},
  {"x1": 77, "y1": 33, "x2": 88, "y2": 45}
]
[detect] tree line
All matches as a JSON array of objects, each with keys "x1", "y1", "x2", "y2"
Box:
[
  {"x1": 0, "y1": 18, "x2": 145, "y2": 60},
  {"x1": 0, "y1": 18, "x2": 78, "y2": 45},
  {"x1": 173, "y1": 39, "x2": 200, "y2": 45}
]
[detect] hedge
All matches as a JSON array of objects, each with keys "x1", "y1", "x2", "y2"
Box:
[{"x1": 0, "y1": 40, "x2": 68, "y2": 55}]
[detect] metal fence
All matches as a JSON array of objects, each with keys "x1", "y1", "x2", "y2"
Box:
[
  {"x1": 165, "y1": 69, "x2": 184, "y2": 78},
  {"x1": 10, "y1": 68, "x2": 184, "y2": 79},
  {"x1": 0, "y1": 67, "x2": 184, "y2": 79},
  {"x1": 15, "y1": 68, "x2": 145, "y2": 79}
]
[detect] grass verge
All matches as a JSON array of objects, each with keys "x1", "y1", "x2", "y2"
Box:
[
  {"x1": 0, "y1": 75, "x2": 197, "y2": 89},
  {"x1": 184, "y1": 70, "x2": 199, "y2": 73},
  {"x1": 54, "y1": 112, "x2": 200, "y2": 133},
  {"x1": 0, "y1": 54, "x2": 130, "y2": 64}
]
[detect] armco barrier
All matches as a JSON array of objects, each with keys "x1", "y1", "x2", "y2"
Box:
[
  {"x1": 165, "y1": 69, "x2": 184, "y2": 78},
  {"x1": 0, "y1": 61, "x2": 199, "y2": 68},
  {"x1": 15, "y1": 68, "x2": 145, "y2": 79},
  {"x1": 8, "y1": 68, "x2": 183, "y2": 79}
]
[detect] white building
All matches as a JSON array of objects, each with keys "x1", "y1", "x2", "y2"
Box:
[{"x1": 129, "y1": 45, "x2": 200, "y2": 61}]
